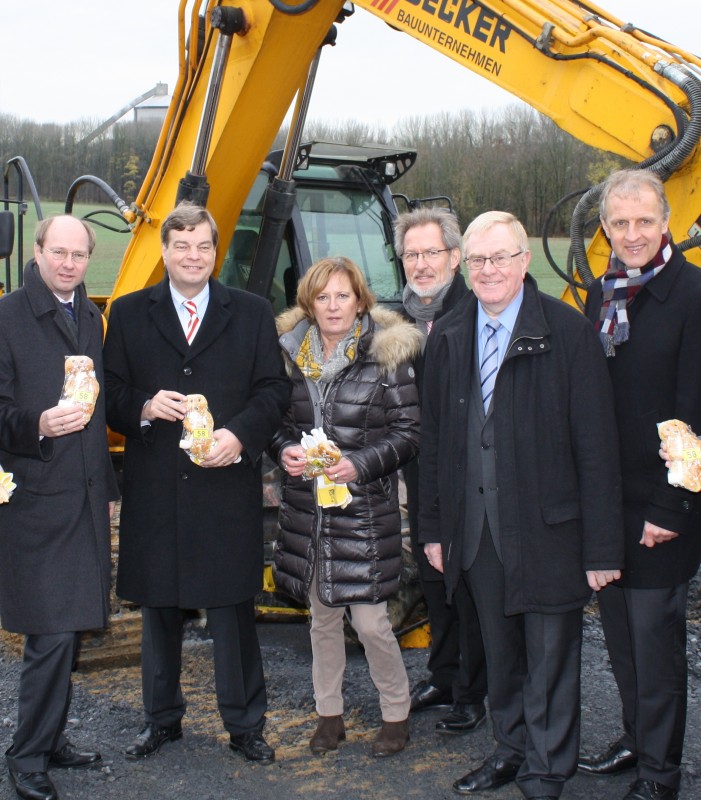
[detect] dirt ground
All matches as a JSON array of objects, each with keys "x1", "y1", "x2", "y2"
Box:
[{"x1": 0, "y1": 596, "x2": 699, "y2": 800}]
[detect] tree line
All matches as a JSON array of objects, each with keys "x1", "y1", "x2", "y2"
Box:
[
  {"x1": 0, "y1": 116, "x2": 162, "y2": 208},
  {"x1": 1, "y1": 106, "x2": 626, "y2": 236}
]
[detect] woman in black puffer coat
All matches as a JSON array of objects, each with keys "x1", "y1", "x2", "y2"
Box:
[{"x1": 269, "y1": 256, "x2": 421, "y2": 759}]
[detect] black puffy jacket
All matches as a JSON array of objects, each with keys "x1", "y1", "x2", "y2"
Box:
[{"x1": 270, "y1": 306, "x2": 421, "y2": 607}]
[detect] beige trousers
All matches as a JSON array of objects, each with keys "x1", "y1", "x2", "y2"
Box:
[{"x1": 308, "y1": 582, "x2": 410, "y2": 721}]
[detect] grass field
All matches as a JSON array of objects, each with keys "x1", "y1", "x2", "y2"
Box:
[{"x1": 5, "y1": 201, "x2": 576, "y2": 302}]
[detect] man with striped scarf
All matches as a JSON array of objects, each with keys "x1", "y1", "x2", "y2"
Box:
[{"x1": 580, "y1": 169, "x2": 701, "y2": 800}]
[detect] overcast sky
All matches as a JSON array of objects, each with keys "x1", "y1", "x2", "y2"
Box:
[{"x1": 0, "y1": 1, "x2": 697, "y2": 129}]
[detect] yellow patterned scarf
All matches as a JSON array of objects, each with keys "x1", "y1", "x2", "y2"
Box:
[{"x1": 296, "y1": 319, "x2": 362, "y2": 383}]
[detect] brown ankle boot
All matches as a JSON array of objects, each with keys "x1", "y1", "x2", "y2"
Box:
[
  {"x1": 309, "y1": 715, "x2": 346, "y2": 754},
  {"x1": 371, "y1": 719, "x2": 409, "y2": 758}
]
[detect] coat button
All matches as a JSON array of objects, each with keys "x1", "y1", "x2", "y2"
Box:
[
  {"x1": 682, "y1": 500, "x2": 691, "y2": 511},
  {"x1": 180, "y1": 472, "x2": 189, "y2": 480},
  {"x1": 478, "y1": 486, "x2": 484, "y2": 494},
  {"x1": 88, "y1": 478, "x2": 94, "y2": 487},
  {"x1": 481, "y1": 442, "x2": 490, "y2": 449},
  {"x1": 183, "y1": 367, "x2": 192, "y2": 376}
]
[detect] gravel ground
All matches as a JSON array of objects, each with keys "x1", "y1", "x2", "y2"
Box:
[{"x1": 0, "y1": 593, "x2": 699, "y2": 800}]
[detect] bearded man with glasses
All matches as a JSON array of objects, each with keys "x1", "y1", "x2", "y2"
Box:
[{"x1": 394, "y1": 208, "x2": 489, "y2": 737}]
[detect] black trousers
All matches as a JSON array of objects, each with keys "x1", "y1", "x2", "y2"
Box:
[
  {"x1": 7, "y1": 631, "x2": 81, "y2": 772},
  {"x1": 598, "y1": 582, "x2": 689, "y2": 791},
  {"x1": 416, "y1": 561, "x2": 488, "y2": 703},
  {"x1": 407, "y1": 459, "x2": 487, "y2": 702},
  {"x1": 458, "y1": 529, "x2": 582, "y2": 799},
  {"x1": 141, "y1": 600, "x2": 267, "y2": 736}
]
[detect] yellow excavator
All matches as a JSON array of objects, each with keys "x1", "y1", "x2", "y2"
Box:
[
  {"x1": 3, "y1": 1, "x2": 701, "y2": 310},
  {"x1": 2, "y1": 0, "x2": 700, "y2": 659},
  {"x1": 82, "y1": 0, "x2": 701, "y2": 308}
]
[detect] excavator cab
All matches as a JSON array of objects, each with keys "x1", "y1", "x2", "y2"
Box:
[{"x1": 217, "y1": 141, "x2": 430, "y2": 314}]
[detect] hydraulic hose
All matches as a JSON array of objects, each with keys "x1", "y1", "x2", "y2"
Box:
[
  {"x1": 570, "y1": 66, "x2": 701, "y2": 288},
  {"x1": 64, "y1": 176, "x2": 131, "y2": 221}
]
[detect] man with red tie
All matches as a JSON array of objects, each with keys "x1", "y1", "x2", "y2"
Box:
[{"x1": 104, "y1": 202, "x2": 290, "y2": 766}]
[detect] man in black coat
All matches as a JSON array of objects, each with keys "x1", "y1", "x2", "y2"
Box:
[
  {"x1": 578, "y1": 170, "x2": 701, "y2": 800},
  {"x1": 0, "y1": 215, "x2": 119, "y2": 800},
  {"x1": 420, "y1": 211, "x2": 623, "y2": 799},
  {"x1": 394, "y1": 207, "x2": 487, "y2": 733},
  {"x1": 103, "y1": 203, "x2": 290, "y2": 765}
]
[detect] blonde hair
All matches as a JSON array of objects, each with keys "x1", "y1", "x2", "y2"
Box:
[{"x1": 463, "y1": 211, "x2": 529, "y2": 255}]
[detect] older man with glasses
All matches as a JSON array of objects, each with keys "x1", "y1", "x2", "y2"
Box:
[{"x1": 419, "y1": 210, "x2": 624, "y2": 800}]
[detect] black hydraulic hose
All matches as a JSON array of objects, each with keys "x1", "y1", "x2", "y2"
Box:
[
  {"x1": 541, "y1": 187, "x2": 588, "y2": 289},
  {"x1": 652, "y1": 67, "x2": 701, "y2": 177},
  {"x1": 268, "y1": 0, "x2": 321, "y2": 14},
  {"x1": 677, "y1": 234, "x2": 701, "y2": 253},
  {"x1": 571, "y1": 68, "x2": 701, "y2": 288},
  {"x1": 64, "y1": 176, "x2": 131, "y2": 221},
  {"x1": 82, "y1": 209, "x2": 132, "y2": 235}
]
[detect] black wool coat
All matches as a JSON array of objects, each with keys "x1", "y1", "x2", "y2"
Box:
[
  {"x1": 0, "y1": 262, "x2": 118, "y2": 634},
  {"x1": 104, "y1": 277, "x2": 290, "y2": 608},
  {"x1": 419, "y1": 274, "x2": 624, "y2": 615},
  {"x1": 585, "y1": 248, "x2": 701, "y2": 588},
  {"x1": 403, "y1": 272, "x2": 470, "y2": 583},
  {"x1": 270, "y1": 306, "x2": 421, "y2": 607}
]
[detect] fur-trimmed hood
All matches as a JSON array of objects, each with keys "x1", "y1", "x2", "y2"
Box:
[{"x1": 276, "y1": 304, "x2": 422, "y2": 374}]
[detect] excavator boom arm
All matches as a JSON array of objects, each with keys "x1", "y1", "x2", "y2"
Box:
[{"x1": 109, "y1": 0, "x2": 701, "y2": 308}]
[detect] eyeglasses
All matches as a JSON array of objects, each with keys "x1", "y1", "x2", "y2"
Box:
[
  {"x1": 465, "y1": 251, "x2": 523, "y2": 270},
  {"x1": 42, "y1": 247, "x2": 90, "y2": 265},
  {"x1": 400, "y1": 248, "x2": 452, "y2": 265}
]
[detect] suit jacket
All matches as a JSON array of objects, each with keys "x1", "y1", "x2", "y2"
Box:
[
  {"x1": 0, "y1": 261, "x2": 117, "y2": 634},
  {"x1": 419, "y1": 274, "x2": 624, "y2": 615},
  {"x1": 104, "y1": 277, "x2": 290, "y2": 608},
  {"x1": 585, "y1": 248, "x2": 701, "y2": 587}
]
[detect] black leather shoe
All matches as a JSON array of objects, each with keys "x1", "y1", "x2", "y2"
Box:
[
  {"x1": 7, "y1": 764, "x2": 57, "y2": 800},
  {"x1": 578, "y1": 741, "x2": 637, "y2": 775},
  {"x1": 229, "y1": 731, "x2": 275, "y2": 765},
  {"x1": 623, "y1": 779, "x2": 679, "y2": 800},
  {"x1": 453, "y1": 756, "x2": 521, "y2": 794},
  {"x1": 409, "y1": 679, "x2": 453, "y2": 712},
  {"x1": 124, "y1": 722, "x2": 182, "y2": 759},
  {"x1": 436, "y1": 702, "x2": 487, "y2": 735},
  {"x1": 49, "y1": 741, "x2": 101, "y2": 768}
]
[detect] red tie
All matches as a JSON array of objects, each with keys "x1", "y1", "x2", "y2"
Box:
[{"x1": 184, "y1": 300, "x2": 199, "y2": 344}]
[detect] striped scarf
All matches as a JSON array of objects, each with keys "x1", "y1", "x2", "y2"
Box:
[{"x1": 596, "y1": 232, "x2": 672, "y2": 356}]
